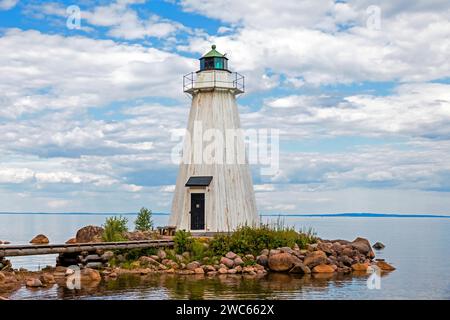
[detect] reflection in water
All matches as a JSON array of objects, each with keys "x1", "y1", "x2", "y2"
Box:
[{"x1": 8, "y1": 271, "x2": 394, "y2": 300}]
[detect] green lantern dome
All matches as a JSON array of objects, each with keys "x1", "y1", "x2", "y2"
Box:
[{"x1": 199, "y1": 45, "x2": 229, "y2": 71}]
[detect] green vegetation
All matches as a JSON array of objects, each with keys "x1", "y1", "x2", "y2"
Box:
[
  {"x1": 174, "y1": 230, "x2": 193, "y2": 254},
  {"x1": 134, "y1": 207, "x2": 153, "y2": 231},
  {"x1": 209, "y1": 225, "x2": 317, "y2": 257},
  {"x1": 102, "y1": 216, "x2": 129, "y2": 242},
  {"x1": 173, "y1": 224, "x2": 316, "y2": 262}
]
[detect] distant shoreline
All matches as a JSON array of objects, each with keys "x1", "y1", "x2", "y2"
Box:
[{"x1": 0, "y1": 212, "x2": 449, "y2": 218}]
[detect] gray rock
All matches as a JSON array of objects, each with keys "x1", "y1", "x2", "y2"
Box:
[
  {"x1": 372, "y1": 242, "x2": 385, "y2": 250},
  {"x1": 101, "y1": 251, "x2": 114, "y2": 261},
  {"x1": 256, "y1": 254, "x2": 268, "y2": 267},
  {"x1": 84, "y1": 254, "x2": 102, "y2": 262},
  {"x1": 85, "y1": 262, "x2": 103, "y2": 269}
]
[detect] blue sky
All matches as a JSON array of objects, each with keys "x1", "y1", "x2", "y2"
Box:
[{"x1": 0, "y1": 0, "x2": 450, "y2": 215}]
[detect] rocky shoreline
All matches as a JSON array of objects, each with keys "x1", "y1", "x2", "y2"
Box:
[{"x1": 0, "y1": 234, "x2": 395, "y2": 299}]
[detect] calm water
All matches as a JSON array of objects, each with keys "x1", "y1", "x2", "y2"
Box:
[{"x1": 1, "y1": 213, "x2": 449, "y2": 300}]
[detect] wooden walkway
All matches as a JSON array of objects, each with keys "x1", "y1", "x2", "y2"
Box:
[{"x1": 0, "y1": 239, "x2": 174, "y2": 258}]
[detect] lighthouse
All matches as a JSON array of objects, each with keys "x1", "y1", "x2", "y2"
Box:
[{"x1": 169, "y1": 45, "x2": 258, "y2": 233}]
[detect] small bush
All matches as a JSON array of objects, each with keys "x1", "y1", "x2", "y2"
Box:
[
  {"x1": 134, "y1": 207, "x2": 153, "y2": 231},
  {"x1": 102, "y1": 216, "x2": 128, "y2": 242},
  {"x1": 174, "y1": 230, "x2": 193, "y2": 254},
  {"x1": 208, "y1": 225, "x2": 316, "y2": 256}
]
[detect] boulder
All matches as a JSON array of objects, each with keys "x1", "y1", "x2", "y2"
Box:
[
  {"x1": 84, "y1": 254, "x2": 102, "y2": 262},
  {"x1": 138, "y1": 256, "x2": 161, "y2": 266},
  {"x1": 65, "y1": 238, "x2": 77, "y2": 244},
  {"x1": 234, "y1": 257, "x2": 244, "y2": 266},
  {"x1": 351, "y1": 237, "x2": 375, "y2": 258},
  {"x1": 260, "y1": 249, "x2": 269, "y2": 256},
  {"x1": 0, "y1": 271, "x2": 6, "y2": 283},
  {"x1": 85, "y1": 262, "x2": 103, "y2": 269},
  {"x1": 157, "y1": 250, "x2": 167, "y2": 260},
  {"x1": 317, "y1": 242, "x2": 333, "y2": 255},
  {"x1": 338, "y1": 255, "x2": 353, "y2": 267},
  {"x1": 194, "y1": 267, "x2": 204, "y2": 274},
  {"x1": 312, "y1": 264, "x2": 335, "y2": 273},
  {"x1": 268, "y1": 253, "x2": 295, "y2": 272},
  {"x1": 279, "y1": 247, "x2": 294, "y2": 254},
  {"x1": 80, "y1": 268, "x2": 101, "y2": 282},
  {"x1": 225, "y1": 251, "x2": 237, "y2": 260},
  {"x1": 342, "y1": 247, "x2": 353, "y2": 257},
  {"x1": 39, "y1": 273, "x2": 55, "y2": 284},
  {"x1": 235, "y1": 265, "x2": 243, "y2": 273},
  {"x1": 351, "y1": 262, "x2": 370, "y2": 271},
  {"x1": 289, "y1": 263, "x2": 311, "y2": 274},
  {"x1": 218, "y1": 267, "x2": 228, "y2": 274},
  {"x1": 244, "y1": 254, "x2": 255, "y2": 261},
  {"x1": 337, "y1": 266, "x2": 352, "y2": 273},
  {"x1": 76, "y1": 226, "x2": 104, "y2": 243},
  {"x1": 227, "y1": 269, "x2": 237, "y2": 274},
  {"x1": 256, "y1": 255, "x2": 268, "y2": 267},
  {"x1": 376, "y1": 261, "x2": 396, "y2": 271},
  {"x1": 303, "y1": 250, "x2": 327, "y2": 268},
  {"x1": 150, "y1": 255, "x2": 160, "y2": 262},
  {"x1": 26, "y1": 278, "x2": 43, "y2": 287},
  {"x1": 30, "y1": 234, "x2": 49, "y2": 244},
  {"x1": 372, "y1": 242, "x2": 385, "y2": 250},
  {"x1": 203, "y1": 265, "x2": 215, "y2": 272},
  {"x1": 186, "y1": 261, "x2": 201, "y2": 271},
  {"x1": 101, "y1": 251, "x2": 114, "y2": 261},
  {"x1": 220, "y1": 257, "x2": 234, "y2": 268},
  {"x1": 243, "y1": 266, "x2": 256, "y2": 273},
  {"x1": 269, "y1": 249, "x2": 281, "y2": 256}
]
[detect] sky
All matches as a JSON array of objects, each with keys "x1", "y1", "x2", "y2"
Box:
[{"x1": 0, "y1": 0, "x2": 449, "y2": 215}]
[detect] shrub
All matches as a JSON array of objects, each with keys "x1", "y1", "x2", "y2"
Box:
[
  {"x1": 102, "y1": 216, "x2": 128, "y2": 242},
  {"x1": 208, "y1": 225, "x2": 316, "y2": 256},
  {"x1": 134, "y1": 207, "x2": 153, "y2": 231},
  {"x1": 174, "y1": 230, "x2": 193, "y2": 254}
]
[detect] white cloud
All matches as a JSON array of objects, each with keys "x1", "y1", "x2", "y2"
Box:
[
  {"x1": 0, "y1": 29, "x2": 195, "y2": 119},
  {"x1": 0, "y1": 0, "x2": 18, "y2": 10}
]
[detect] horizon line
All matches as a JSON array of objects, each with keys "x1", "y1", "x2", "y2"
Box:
[{"x1": 0, "y1": 212, "x2": 449, "y2": 218}]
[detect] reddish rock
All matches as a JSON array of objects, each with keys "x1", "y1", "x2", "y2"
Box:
[
  {"x1": 351, "y1": 262, "x2": 370, "y2": 271},
  {"x1": 225, "y1": 251, "x2": 237, "y2": 259},
  {"x1": 76, "y1": 226, "x2": 104, "y2": 243},
  {"x1": 194, "y1": 267, "x2": 204, "y2": 274},
  {"x1": 312, "y1": 264, "x2": 335, "y2": 273},
  {"x1": 26, "y1": 278, "x2": 43, "y2": 287},
  {"x1": 303, "y1": 250, "x2": 327, "y2": 268},
  {"x1": 351, "y1": 237, "x2": 375, "y2": 258},
  {"x1": 220, "y1": 257, "x2": 234, "y2": 268},
  {"x1": 65, "y1": 238, "x2": 77, "y2": 244},
  {"x1": 218, "y1": 267, "x2": 228, "y2": 274},
  {"x1": 268, "y1": 253, "x2": 296, "y2": 272},
  {"x1": 376, "y1": 261, "x2": 396, "y2": 271},
  {"x1": 30, "y1": 234, "x2": 49, "y2": 244}
]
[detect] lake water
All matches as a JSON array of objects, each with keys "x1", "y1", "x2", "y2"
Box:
[{"x1": 1, "y1": 213, "x2": 449, "y2": 300}]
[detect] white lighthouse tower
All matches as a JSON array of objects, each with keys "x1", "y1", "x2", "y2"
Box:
[{"x1": 169, "y1": 45, "x2": 258, "y2": 233}]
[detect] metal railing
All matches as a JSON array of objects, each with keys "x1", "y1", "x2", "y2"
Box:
[{"x1": 183, "y1": 71, "x2": 245, "y2": 93}]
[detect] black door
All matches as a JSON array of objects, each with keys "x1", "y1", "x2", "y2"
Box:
[{"x1": 190, "y1": 193, "x2": 205, "y2": 230}]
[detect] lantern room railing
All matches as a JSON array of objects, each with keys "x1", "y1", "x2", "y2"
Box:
[{"x1": 183, "y1": 71, "x2": 245, "y2": 94}]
